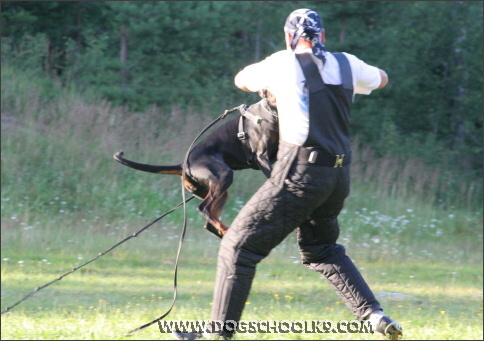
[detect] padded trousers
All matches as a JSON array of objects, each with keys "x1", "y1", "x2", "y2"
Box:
[{"x1": 210, "y1": 141, "x2": 382, "y2": 336}]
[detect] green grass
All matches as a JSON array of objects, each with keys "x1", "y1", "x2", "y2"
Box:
[{"x1": 1, "y1": 198, "x2": 482, "y2": 340}]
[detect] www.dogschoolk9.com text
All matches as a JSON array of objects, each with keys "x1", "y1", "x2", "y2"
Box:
[{"x1": 159, "y1": 319, "x2": 374, "y2": 334}]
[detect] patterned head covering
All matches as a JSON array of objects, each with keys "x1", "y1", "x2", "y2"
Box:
[{"x1": 284, "y1": 8, "x2": 327, "y2": 62}]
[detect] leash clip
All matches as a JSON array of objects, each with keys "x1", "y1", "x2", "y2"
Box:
[
  {"x1": 237, "y1": 132, "x2": 247, "y2": 140},
  {"x1": 222, "y1": 104, "x2": 247, "y2": 119}
]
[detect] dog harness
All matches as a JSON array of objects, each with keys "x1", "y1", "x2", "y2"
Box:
[{"x1": 237, "y1": 100, "x2": 278, "y2": 166}]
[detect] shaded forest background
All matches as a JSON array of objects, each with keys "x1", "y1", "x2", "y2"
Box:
[{"x1": 1, "y1": 1, "x2": 482, "y2": 208}]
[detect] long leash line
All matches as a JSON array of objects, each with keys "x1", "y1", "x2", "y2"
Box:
[
  {"x1": 126, "y1": 104, "x2": 246, "y2": 336},
  {"x1": 1, "y1": 105, "x2": 245, "y2": 334},
  {"x1": 0, "y1": 196, "x2": 194, "y2": 316}
]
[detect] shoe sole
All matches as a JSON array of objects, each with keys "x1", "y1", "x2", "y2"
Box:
[{"x1": 384, "y1": 322, "x2": 403, "y2": 340}]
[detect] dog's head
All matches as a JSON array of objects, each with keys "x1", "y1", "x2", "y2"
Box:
[{"x1": 258, "y1": 89, "x2": 277, "y2": 112}]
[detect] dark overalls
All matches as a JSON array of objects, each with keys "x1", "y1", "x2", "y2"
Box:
[{"x1": 210, "y1": 52, "x2": 382, "y2": 337}]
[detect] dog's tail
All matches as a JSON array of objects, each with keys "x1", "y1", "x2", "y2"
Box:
[{"x1": 113, "y1": 151, "x2": 182, "y2": 175}]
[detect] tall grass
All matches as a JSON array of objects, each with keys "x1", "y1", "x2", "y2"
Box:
[
  {"x1": 350, "y1": 138, "x2": 482, "y2": 211},
  {"x1": 2, "y1": 63, "x2": 481, "y2": 226},
  {"x1": 2, "y1": 64, "x2": 224, "y2": 220},
  {"x1": 2, "y1": 61, "x2": 482, "y2": 258}
]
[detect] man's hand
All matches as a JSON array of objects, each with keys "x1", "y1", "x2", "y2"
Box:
[
  {"x1": 378, "y1": 69, "x2": 388, "y2": 89},
  {"x1": 258, "y1": 89, "x2": 268, "y2": 98}
]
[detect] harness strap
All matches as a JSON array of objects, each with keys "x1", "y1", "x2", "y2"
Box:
[
  {"x1": 238, "y1": 115, "x2": 254, "y2": 165},
  {"x1": 261, "y1": 100, "x2": 279, "y2": 124},
  {"x1": 239, "y1": 102, "x2": 279, "y2": 132}
]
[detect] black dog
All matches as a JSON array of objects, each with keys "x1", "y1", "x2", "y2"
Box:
[{"x1": 113, "y1": 92, "x2": 278, "y2": 238}]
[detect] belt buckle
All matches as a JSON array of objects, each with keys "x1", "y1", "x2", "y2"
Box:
[{"x1": 334, "y1": 154, "x2": 345, "y2": 167}]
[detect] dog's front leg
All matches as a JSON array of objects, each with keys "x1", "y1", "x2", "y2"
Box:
[{"x1": 204, "y1": 222, "x2": 223, "y2": 239}]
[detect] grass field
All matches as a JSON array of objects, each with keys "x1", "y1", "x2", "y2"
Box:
[{"x1": 1, "y1": 194, "x2": 482, "y2": 340}]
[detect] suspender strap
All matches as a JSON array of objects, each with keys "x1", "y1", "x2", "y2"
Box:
[
  {"x1": 295, "y1": 53, "x2": 326, "y2": 93},
  {"x1": 332, "y1": 52, "x2": 353, "y2": 90},
  {"x1": 295, "y1": 52, "x2": 353, "y2": 153}
]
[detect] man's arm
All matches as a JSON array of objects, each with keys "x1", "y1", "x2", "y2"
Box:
[{"x1": 234, "y1": 70, "x2": 252, "y2": 92}]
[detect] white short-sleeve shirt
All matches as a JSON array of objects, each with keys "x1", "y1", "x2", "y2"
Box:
[{"x1": 238, "y1": 49, "x2": 382, "y2": 145}]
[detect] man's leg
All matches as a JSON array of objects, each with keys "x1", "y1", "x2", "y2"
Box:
[
  {"x1": 209, "y1": 143, "x2": 331, "y2": 337},
  {"x1": 297, "y1": 173, "x2": 402, "y2": 339},
  {"x1": 297, "y1": 165, "x2": 382, "y2": 319},
  {"x1": 209, "y1": 178, "x2": 313, "y2": 336}
]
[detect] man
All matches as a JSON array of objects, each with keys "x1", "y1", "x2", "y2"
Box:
[{"x1": 174, "y1": 8, "x2": 402, "y2": 340}]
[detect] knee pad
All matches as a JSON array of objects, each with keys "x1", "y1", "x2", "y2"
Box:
[
  {"x1": 300, "y1": 243, "x2": 346, "y2": 266},
  {"x1": 297, "y1": 217, "x2": 340, "y2": 245}
]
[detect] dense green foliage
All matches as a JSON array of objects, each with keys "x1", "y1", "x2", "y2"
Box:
[
  {"x1": 1, "y1": 1, "x2": 482, "y2": 206},
  {"x1": 2, "y1": 1, "x2": 482, "y2": 166}
]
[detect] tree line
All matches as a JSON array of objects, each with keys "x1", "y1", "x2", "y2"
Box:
[{"x1": 1, "y1": 1, "x2": 482, "y2": 174}]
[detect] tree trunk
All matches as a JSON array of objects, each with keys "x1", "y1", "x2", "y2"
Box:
[
  {"x1": 339, "y1": 18, "x2": 346, "y2": 43},
  {"x1": 254, "y1": 18, "x2": 261, "y2": 62},
  {"x1": 449, "y1": 1, "x2": 466, "y2": 151},
  {"x1": 120, "y1": 25, "x2": 128, "y2": 89},
  {"x1": 45, "y1": 38, "x2": 51, "y2": 74},
  {"x1": 75, "y1": 1, "x2": 83, "y2": 51}
]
